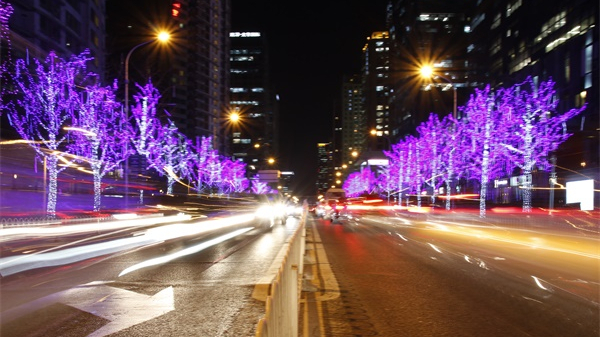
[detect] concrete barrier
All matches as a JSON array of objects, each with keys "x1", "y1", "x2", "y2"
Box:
[{"x1": 255, "y1": 204, "x2": 307, "y2": 337}]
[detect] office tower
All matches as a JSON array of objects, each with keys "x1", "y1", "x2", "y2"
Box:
[
  {"x1": 387, "y1": 0, "x2": 472, "y2": 138},
  {"x1": 316, "y1": 142, "x2": 333, "y2": 195},
  {"x1": 228, "y1": 31, "x2": 278, "y2": 178},
  {"x1": 340, "y1": 74, "x2": 366, "y2": 170},
  {"x1": 468, "y1": 0, "x2": 598, "y2": 176},
  {"x1": 362, "y1": 31, "x2": 394, "y2": 152},
  {"x1": 106, "y1": 0, "x2": 230, "y2": 152},
  {"x1": 6, "y1": 0, "x2": 106, "y2": 77}
]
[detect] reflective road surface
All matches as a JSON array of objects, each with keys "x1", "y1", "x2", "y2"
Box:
[
  {"x1": 0, "y1": 213, "x2": 301, "y2": 336},
  {"x1": 306, "y1": 207, "x2": 599, "y2": 336}
]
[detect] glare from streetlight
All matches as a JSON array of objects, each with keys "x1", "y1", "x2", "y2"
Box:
[
  {"x1": 157, "y1": 31, "x2": 170, "y2": 42},
  {"x1": 268, "y1": 158, "x2": 275, "y2": 164},
  {"x1": 230, "y1": 112, "x2": 240, "y2": 123},
  {"x1": 420, "y1": 65, "x2": 433, "y2": 78}
]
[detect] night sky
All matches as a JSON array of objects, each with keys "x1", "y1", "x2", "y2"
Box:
[{"x1": 231, "y1": 1, "x2": 390, "y2": 197}]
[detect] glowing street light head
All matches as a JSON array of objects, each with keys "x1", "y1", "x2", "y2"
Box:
[
  {"x1": 267, "y1": 158, "x2": 275, "y2": 165},
  {"x1": 420, "y1": 65, "x2": 434, "y2": 79},
  {"x1": 157, "y1": 31, "x2": 170, "y2": 42},
  {"x1": 230, "y1": 112, "x2": 240, "y2": 123}
]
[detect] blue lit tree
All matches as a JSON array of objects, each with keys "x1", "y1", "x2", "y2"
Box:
[
  {"x1": 501, "y1": 77, "x2": 586, "y2": 212},
  {"x1": 5, "y1": 50, "x2": 92, "y2": 216},
  {"x1": 68, "y1": 81, "x2": 132, "y2": 211}
]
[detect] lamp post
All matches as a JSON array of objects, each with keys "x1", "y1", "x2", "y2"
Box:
[
  {"x1": 123, "y1": 31, "x2": 170, "y2": 209},
  {"x1": 420, "y1": 65, "x2": 457, "y2": 119}
]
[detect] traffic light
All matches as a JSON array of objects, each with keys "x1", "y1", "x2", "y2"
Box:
[{"x1": 171, "y1": 1, "x2": 181, "y2": 17}]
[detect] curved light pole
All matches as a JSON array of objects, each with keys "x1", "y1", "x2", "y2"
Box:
[
  {"x1": 123, "y1": 31, "x2": 170, "y2": 209},
  {"x1": 420, "y1": 65, "x2": 457, "y2": 119}
]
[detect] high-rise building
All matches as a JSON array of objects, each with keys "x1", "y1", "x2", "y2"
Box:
[
  {"x1": 386, "y1": 0, "x2": 472, "y2": 139},
  {"x1": 106, "y1": 0, "x2": 231, "y2": 152},
  {"x1": 1, "y1": 0, "x2": 106, "y2": 139},
  {"x1": 362, "y1": 31, "x2": 394, "y2": 151},
  {"x1": 340, "y1": 74, "x2": 366, "y2": 168},
  {"x1": 228, "y1": 31, "x2": 278, "y2": 179},
  {"x1": 6, "y1": 0, "x2": 106, "y2": 77},
  {"x1": 316, "y1": 142, "x2": 334, "y2": 195},
  {"x1": 166, "y1": 0, "x2": 230, "y2": 152},
  {"x1": 468, "y1": 0, "x2": 598, "y2": 178}
]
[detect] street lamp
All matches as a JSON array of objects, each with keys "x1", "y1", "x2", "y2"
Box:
[
  {"x1": 420, "y1": 65, "x2": 457, "y2": 119},
  {"x1": 124, "y1": 31, "x2": 170, "y2": 116},
  {"x1": 123, "y1": 31, "x2": 170, "y2": 209}
]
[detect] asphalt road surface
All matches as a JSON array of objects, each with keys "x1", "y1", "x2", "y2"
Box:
[
  {"x1": 305, "y1": 209, "x2": 599, "y2": 336},
  {"x1": 0, "y1": 215, "x2": 302, "y2": 337}
]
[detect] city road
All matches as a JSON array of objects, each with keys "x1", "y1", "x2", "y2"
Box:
[{"x1": 304, "y1": 208, "x2": 599, "y2": 336}]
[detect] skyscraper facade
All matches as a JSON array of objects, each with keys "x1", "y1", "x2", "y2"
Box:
[
  {"x1": 228, "y1": 31, "x2": 278, "y2": 178},
  {"x1": 6, "y1": 0, "x2": 106, "y2": 78},
  {"x1": 362, "y1": 31, "x2": 394, "y2": 151}
]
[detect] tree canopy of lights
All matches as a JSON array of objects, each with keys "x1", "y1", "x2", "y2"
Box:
[
  {"x1": 348, "y1": 78, "x2": 584, "y2": 216},
  {"x1": 68, "y1": 80, "x2": 132, "y2": 211},
  {"x1": 501, "y1": 77, "x2": 586, "y2": 213},
  {"x1": 146, "y1": 120, "x2": 192, "y2": 195},
  {"x1": 343, "y1": 167, "x2": 377, "y2": 197},
  {"x1": 251, "y1": 177, "x2": 275, "y2": 195},
  {"x1": 461, "y1": 84, "x2": 514, "y2": 217},
  {"x1": 0, "y1": 0, "x2": 13, "y2": 107},
  {"x1": 5, "y1": 50, "x2": 93, "y2": 216},
  {"x1": 131, "y1": 81, "x2": 163, "y2": 158},
  {"x1": 416, "y1": 113, "x2": 446, "y2": 207}
]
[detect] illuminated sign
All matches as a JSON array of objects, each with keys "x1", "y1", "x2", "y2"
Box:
[
  {"x1": 229, "y1": 32, "x2": 261, "y2": 38},
  {"x1": 367, "y1": 159, "x2": 389, "y2": 166},
  {"x1": 566, "y1": 179, "x2": 594, "y2": 210}
]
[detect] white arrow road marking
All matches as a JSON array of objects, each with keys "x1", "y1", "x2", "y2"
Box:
[{"x1": 0, "y1": 281, "x2": 175, "y2": 337}]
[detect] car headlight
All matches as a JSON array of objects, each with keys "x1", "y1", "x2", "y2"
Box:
[{"x1": 255, "y1": 205, "x2": 274, "y2": 219}]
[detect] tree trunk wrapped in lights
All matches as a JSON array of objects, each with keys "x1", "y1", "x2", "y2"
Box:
[
  {"x1": 69, "y1": 81, "x2": 132, "y2": 211},
  {"x1": 501, "y1": 77, "x2": 585, "y2": 213},
  {"x1": 461, "y1": 85, "x2": 513, "y2": 218},
  {"x1": 5, "y1": 50, "x2": 92, "y2": 216}
]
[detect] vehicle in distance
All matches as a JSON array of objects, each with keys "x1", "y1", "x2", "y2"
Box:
[
  {"x1": 323, "y1": 198, "x2": 348, "y2": 224},
  {"x1": 254, "y1": 194, "x2": 288, "y2": 229}
]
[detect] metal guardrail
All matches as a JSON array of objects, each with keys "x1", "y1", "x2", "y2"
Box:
[
  {"x1": 0, "y1": 215, "x2": 115, "y2": 228},
  {"x1": 255, "y1": 204, "x2": 307, "y2": 337}
]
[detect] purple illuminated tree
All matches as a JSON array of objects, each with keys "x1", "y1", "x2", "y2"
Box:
[
  {"x1": 5, "y1": 50, "x2": 92, "y2": 216},
  {"x1": 218, "y1": 157, "x2": 248, "y2": 194},
  {"x1": 0, "y1": 0, "x2": 12, "y2": 107},
  {"x1": 438, "y1": 114, "x2": 468, "y2": 210},
  {"x1": 251, "y1": 178, "x2": 275, "y2": 194},
  {"x1": 130, "y1": 81, "x2": 163, "y2": 157},
  {"x1": 68, "y1": 81, "x2": 132, "y2": 211},
  {"x1": 343, "y1": 167, "x2": 377, "y2": 197},
  {"x1": 416, "y1": 113, "x2": 447, "y2": 207},
  {"x1": 377, "y1": 164, "x2": 396, "y2": 203},
  {"x1": 461, "y1": 85, "x2": 513, "y2": 217},
  {"x1": 188, "y1": 135, "x2": 218, "y2": 194},
  {"x1": 146, "y1": 120, "x2": 192, "y2": 195},
  {"x1": 383, "y1": 140, "x2": 407, "y2": 205},
  {"x1": 501, "y1": 77, "x2": 586, "y2": 212}
]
